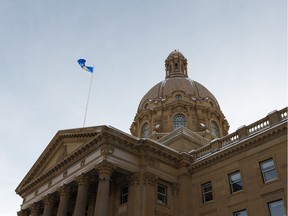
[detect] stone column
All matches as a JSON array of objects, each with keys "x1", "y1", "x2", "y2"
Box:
[
  {"x1": 42, "y1": 194, "x2": 54, "y2": 216},
  {"x1": 56, "y1": 184, "x2": 70, "y2": 216},
  {"x1": 73, "y1": 173, "x2": 90, "y2": 216},
  {"x1": 93, "y1": 160, "x2": 114, "y2": 216},
  {"x1": 127, "y1": 173, "x2": 141, "y2": 216},
  {"x1": 30, "y1": 202, "x2": 41, "y2": 216}
]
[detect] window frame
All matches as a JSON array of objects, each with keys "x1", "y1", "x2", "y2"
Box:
[
  {"x1": 210, "y1": 121, "x2": 219, "y2": 137},
  {"x1": 268, "y1": 199, "x2": 286, "y2": 216},
  {"x1": 173, "y1": 114, "x2": 186, "y2": 129},
  {"x1": 141, "y1": 123, "x2": 149, "y2": 138},
  {"x1": 157, "y1": 183, "x2": 168, "y2": 205},
  {"x1": 229, "y1": 171, "x2": 243, "y2": 194},
  {"x1": 120, "y1": 185, "x2": 128, "y2": 205},
  {"x1": 201, "y1": 181, "x2": 213, "y2": 203},
  {"x1": 233, "y1": 209, "x2": 247, "y2": 216},
  {"x1": 260, "y1": 158, "x2": 278, "y2": 183}
]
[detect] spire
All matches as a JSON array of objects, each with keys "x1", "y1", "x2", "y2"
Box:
[{"x1": 165, "y1": 50, "x2": 188, "y2": 78}]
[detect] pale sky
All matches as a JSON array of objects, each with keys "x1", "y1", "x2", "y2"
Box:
[{"x1": 0, "y1": 0, "x2": 286, "y2": 215}]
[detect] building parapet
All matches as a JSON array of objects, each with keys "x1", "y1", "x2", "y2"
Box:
[{"x1": 190, "y1": 107, "x2": 287, "y2": 162}]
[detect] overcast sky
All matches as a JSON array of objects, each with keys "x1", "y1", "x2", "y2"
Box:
[{"x1": 0, "y1": 0, "x2": 286, "y2": 214}]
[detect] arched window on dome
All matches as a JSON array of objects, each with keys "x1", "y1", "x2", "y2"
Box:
[
  {"x1": 173, "y1": 114, "x2": 186, "y2": 129},
  {"x1": 141, "y1": 123, "x2": 149, "y2": 138},
  {"x1": 211, "y1": 121, "x2": 219, "y2": 138}
]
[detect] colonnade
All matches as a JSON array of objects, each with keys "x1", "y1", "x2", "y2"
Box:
[{"x1": 17, "y1": 161, "x2": 114, "y2": 216}]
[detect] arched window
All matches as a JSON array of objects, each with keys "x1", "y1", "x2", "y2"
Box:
[
  {"x1": 211, "y1": 121, "x2": 219, "y2": 137},
  {"x1": 173, "y1": 114, "x2": 186, "y2": 129},
  {"x1": 141, "y1": 123, "x2": 149, "y2": 138}
]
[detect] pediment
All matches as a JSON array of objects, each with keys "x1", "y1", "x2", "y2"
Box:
[
  {"x1": 16, "y1": 126, "x2": 103, "y2": 195},
  {"x1": 158, "y1": 127, "x2": 209, "y2": 152},
  {"x1": 39, "y1": 140, "x2": 87, "y2": 175}
]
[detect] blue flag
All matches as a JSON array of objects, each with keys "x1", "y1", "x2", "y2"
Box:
[{"x1": 77, "y1": 59, "x2": 94, "y2": 73}]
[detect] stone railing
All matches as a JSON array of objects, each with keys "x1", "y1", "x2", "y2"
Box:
[{"x1": 191, "y1": 107, "x2": 287, "y2": 161}]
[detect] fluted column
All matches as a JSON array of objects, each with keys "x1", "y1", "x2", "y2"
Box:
[
  {"x1": 30, "y1": 202, "x2": 41, "y2": 216},
  {"x1": 94, "y1": 160, "x2": 114, "y2": 216},
  {"x1": 73, "y1": 173, "x2": 90, "y2": 216},
  {"x1": 42, "y1": 194, "x2": 54, "y2": 216},
  {"x1": 56, "y1": 184, "x2": 70, "y2": 216}
]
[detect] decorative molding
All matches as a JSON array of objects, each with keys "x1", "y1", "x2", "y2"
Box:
[
  {"x1": 101, "y1": 145, "x2": 114, "y2": 156},
  {"x1": 80, "y1": 159, "x2": 85, "y2": 167},
  {"x1": 63, "y1": 170, "x2": 68, "y2": 178}
]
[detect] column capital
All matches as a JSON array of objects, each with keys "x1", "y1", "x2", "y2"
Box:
[
  {"x1": 30, "y1": 202, "x2": 41, "y2": 215},
  {"x1": 95, "y1": 160, "x2": 115, "y2": 180},
  {"x1": 143, "y1": 171, "x2": 157, "y2": 186},
  {"x1": 129, "y1": 172, "x2": 141, "y2": 186},
  {"x1": 75, "y1": 173, "x2": 91, "y2": 186},
  {"x1": 58, "y1": 184, "x2": 71, "y2": 196},
  {"x1": 43, "y1": 194, "x2": 55, "y2": 206}
]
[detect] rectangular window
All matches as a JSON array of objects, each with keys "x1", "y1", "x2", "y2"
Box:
[
  {"x1": 201, "y1": 181, "x2": 213, "y2": 203},
  {"x1": 229, "y1": 171, "x2": 243, "y2": 193},
  {"x1": 157, "y1": 184, "x2": 167, "y2": 205},
  {"x1": 268, "y1": 200, "x2": 286, "y2": 216},
  {"x1": 120, "y1": 185, "x2": 128, "y2": 205},
  {"x1": 233, "y1": 209, "x2": 247, "y2": 216},
  {"x1": 260, "y1": 158, "x2": 278, "y2": 183}
]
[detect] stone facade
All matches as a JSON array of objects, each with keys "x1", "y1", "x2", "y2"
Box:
[{"x1": 16, "y1": 51, "x2": 287, "y2": 216}]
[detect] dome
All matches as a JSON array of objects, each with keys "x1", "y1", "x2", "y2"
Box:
[
  {"x1": 130, "y1": 50, "x2": 229, "y2": 140},
  {"x1": 138, "y1": 78, "x2": 220, "y2": 112}
]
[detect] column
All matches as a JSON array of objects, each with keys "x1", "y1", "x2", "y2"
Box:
[
  {"x1": 73, "y1": 173, "x2": 90, "y2": 216},
  {"x1": 94, "y1": 160, "x2": 114, "y2": 216},
  {"x1": 127, "y1": 173, "x2": 141, "y2": 216},
  {"x1": 30, "y1": 202, "x2": 41, "y2": 216},
  {"x1": 87, "y1": 192, "x2": 96, "y2": 216},
  {"x1": 42, "y1": 194, "x2": 54, "y2": 216},
  {"x1": 56, "y1": 184, "x2": 70, "y2": 216}
]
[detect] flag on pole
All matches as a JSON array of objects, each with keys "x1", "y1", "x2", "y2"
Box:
[{"x1": 77, "y1": 59, "x2": 94, "y2": 73}]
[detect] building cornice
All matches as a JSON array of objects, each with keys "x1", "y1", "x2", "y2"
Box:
[{"x1": 189, "y1": 108, "x2": 287, "y2": 173}]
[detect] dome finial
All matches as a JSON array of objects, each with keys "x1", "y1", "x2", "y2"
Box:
[{"x1": 165, "y1": 50, "x2": 188, "y2": 78}]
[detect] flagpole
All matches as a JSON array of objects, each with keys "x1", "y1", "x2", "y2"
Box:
[{"x1": 83, "y1": 70, "x2": 94, "y2": 127}]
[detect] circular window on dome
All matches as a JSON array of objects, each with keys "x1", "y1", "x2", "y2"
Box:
[
  {"x1": 175, "y1": 94, "x2": 182, "y2": 100},
  {"x1": 173, "y1": 114, "x2": 186, "y2": 129}
]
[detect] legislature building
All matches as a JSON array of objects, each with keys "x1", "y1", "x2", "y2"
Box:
[{"x1": 16, "y1": 51, "x2": 287, "y2": 216}]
